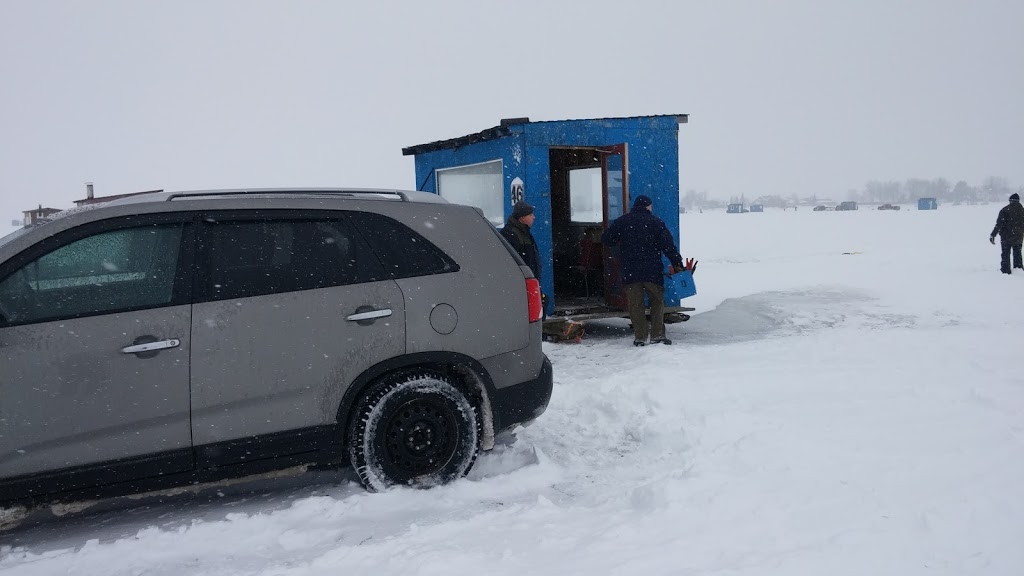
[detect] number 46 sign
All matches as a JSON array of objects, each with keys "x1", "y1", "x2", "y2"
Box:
[{"x1": 510, "y1": 177, "x2": 524, "y2": 205}]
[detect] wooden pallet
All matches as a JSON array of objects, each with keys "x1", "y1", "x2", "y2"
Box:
[
  {"x1": 543, "y1": 307, "x2": 695, "y2": 343},
  {"x1": 542, "y1": 318, "x2": 587, "y2": 343}
]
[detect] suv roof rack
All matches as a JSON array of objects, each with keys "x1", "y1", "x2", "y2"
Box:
[{"x1": 164, "y1": 188, "x2": 410, "y2": 202}]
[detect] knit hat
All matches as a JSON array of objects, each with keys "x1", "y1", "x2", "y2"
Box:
[
  {"x1": 511, "y1": 200, "x2": 535, "y2": 219},
  {"x1": 632, "y1": 195, "x2": 653, "y2": 209},
  {"x1": 1011, "y1": 193, "x2": 1020, "y2": 202}
]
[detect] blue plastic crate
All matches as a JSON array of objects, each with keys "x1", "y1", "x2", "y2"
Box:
[{"x1": 665, "y1": 269, "x2": 697, "y2": 301}]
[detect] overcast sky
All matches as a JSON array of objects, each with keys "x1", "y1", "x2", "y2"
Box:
[{"x1": 1, "y1": 0, "x2": 1022, "y2": 219}]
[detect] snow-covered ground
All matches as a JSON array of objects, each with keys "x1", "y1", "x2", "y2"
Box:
[{"x1": 3, "y1": 204, "x2": 1024, "y2": 575}]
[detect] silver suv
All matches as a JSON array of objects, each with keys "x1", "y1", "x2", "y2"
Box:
[{"x1": 0, "y1": 189, "x2": 552, "y2": 508}]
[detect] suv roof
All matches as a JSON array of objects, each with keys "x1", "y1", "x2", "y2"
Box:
[
  {"x1": 106, "y1": 188, "x2": 450, "y2": 207},
  {"x1": 0, "y1": 188, "x2": 458, "y2": 259}
]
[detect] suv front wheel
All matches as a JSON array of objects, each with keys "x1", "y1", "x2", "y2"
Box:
[{"x1": 347, "y1": 373, "x2": 480, "y2": 491}]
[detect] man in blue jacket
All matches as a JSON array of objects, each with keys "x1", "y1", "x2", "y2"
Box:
[{"x1": 602, "y1": 195, "x2": 686, "y2": 346}]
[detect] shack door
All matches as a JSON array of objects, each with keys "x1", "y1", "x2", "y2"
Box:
[{"x1": 600, "y1": 144, "x2": 630, "y2": 310}]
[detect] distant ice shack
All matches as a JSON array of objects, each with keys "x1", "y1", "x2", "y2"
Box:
[{"x1": 402, "y1": 114, "x2": 690, "y2": 323}]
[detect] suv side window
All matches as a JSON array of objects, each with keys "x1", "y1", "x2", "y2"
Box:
[
  {"x1": 348, "y1": 211, "x2": 458, "y2": 279},
  {"x1": 199, "y1": 215, "x2": 385, "y2": 301},
  {"x1": 0, "y1": 223, "x2": 187, "y2": 326}
]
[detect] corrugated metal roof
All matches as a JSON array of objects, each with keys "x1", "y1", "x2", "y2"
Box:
[
  {"x1": 402, "y1": 125, "x2": 513, "y2": 156},
  {"x1": 522, "y1": 114, "x2": 688, "y2": 125},
  {"x1": 402, "y1": 114, "x2": 688, "y2": 156}
]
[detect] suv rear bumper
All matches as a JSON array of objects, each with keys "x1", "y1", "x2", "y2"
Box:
[{"x1": 492, "y1": 355, "x2": 553, "y2": 433}]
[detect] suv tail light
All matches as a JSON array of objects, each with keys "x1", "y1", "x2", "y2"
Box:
[{"x1": 526, "y1": 278, "x2": 543, "y2": 323}]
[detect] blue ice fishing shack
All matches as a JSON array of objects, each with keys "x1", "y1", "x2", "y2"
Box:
[{"x1": 402, "y1": 115, "x2": 695, "y2": 334}]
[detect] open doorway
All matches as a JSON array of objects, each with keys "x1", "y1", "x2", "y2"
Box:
[{"x1": 549, "y1": 146, "x2": 629, "y2": 317}]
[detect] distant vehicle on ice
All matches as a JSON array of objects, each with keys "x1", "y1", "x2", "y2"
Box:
[
  {"x1": 878, "y1": 203, "x2": 901, "y2": 211},
  {"x1": 835, "y1": 201, "x2": 859, "y2": 211}
]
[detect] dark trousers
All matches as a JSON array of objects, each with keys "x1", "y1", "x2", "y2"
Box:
[
  {"x1": 1001, "y1": 240, "x2": 1023, "y2": 273},
  {"x1": 625, "y1": 282, "x2": 665, "y2": 342}
]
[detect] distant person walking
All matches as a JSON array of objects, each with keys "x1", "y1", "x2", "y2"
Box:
[
  {"x1": 990, "y1": 193, "x2": 1024, "y2": 274},
  {"x1": 602, "y1": 195, "x2": 687, "y2": 346}
]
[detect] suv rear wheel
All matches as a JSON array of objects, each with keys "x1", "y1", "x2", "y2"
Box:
[{"x1": 347, "y1": 373, "x2": 480, "y2": 491}]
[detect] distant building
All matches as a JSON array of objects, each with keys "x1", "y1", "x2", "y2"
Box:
[
  {"x1": 727, "y1": 203, "x2": 748, "y2": 214},
  {"x1": 749, "y1": 204, "x2": 764, "y2": 213},
  {"x1": 22, "y1": 204, "x2": 61, "y2": 226},
  {"x1": 917, "y1": 197, "x2": 938, "y2": 210},
  {"x1": 73, "y1": 182, "x2": 162, "y2": 207}
]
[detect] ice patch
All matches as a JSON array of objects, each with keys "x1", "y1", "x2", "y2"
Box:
[{"x1": 629, "y1": 481, "x2": 670, "y2": 514}]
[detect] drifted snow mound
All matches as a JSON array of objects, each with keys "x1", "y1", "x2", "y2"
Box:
[{"x1": 679, "y1": 288, "x2": 919, "y2": 345}]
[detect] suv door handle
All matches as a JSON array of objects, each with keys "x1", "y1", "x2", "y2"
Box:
[
  {"x1": 121, "y1": 339, "x2": 181, "y2": 354},
  {"x1": 346, "y1": 308, "x2": 392, "y2": 322}
]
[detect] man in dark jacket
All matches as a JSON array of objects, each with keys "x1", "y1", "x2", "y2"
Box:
[
  {"x1": 990, "y1": 193, "x2": 1024, "y2": 274},
  {"x1": 502, "y1": 200, "x2": 541, "y2": 282},
  {"x1": 602, "y1": 195, "x2": 685, "y2": 346}
]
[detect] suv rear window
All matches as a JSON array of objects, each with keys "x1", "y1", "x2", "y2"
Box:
[
  {"x1": 200, "y1": 216, "x2": 384, "y2": 301},
  {"x1": 348, "y1": 211, "x2": 458, "y2": 279}
]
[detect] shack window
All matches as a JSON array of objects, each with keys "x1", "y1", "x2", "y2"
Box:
[
  {"x1": 569, "y1": 167, "x2": 602, "y2": 223},
  {"x1": 437, "y1": 160, "x2": 504, "y2": 226}
]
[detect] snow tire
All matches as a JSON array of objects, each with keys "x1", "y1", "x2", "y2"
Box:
[{"x1": 347, "y1": 372, "x2": 480, "y2": 492}]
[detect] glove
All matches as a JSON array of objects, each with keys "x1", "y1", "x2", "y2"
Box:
[
  {"x1": 990, "y1": 236, "x2": 996, "y2": 245},
  {"x1": 671, "y1": 258, "x2": 698, "y2": 274}
]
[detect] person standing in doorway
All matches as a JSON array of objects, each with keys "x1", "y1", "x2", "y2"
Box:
[
  {"x1": 502, "y1": 199, "x2": 542, "y2": 282},
  {"x1": 602, "y1": 195, "x2": 686, "y2": 346},
  {"x1": 990, "y1": 193, "x2": 1024, "y2": 274}
]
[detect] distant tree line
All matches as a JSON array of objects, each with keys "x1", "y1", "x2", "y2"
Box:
[
  {"x1": 680, "y1": 176, "x2": 1021, "y2": 212},
  {"x1": 849, "y1": 177, "x2": 1020, "y2": 205},
  {"x1": 680, "y1": 190, "x2": 725, "y2": 211}
]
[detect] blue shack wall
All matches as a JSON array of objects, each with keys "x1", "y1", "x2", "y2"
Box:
[
  {"x1": 411, "y1": 116, "x2": 684, "y2": 308},
  {"x1": 521, "y1": 116, "x2": 681, "y2": 241},
  {"x1": 410, "y1": 127, "x2": 527, "y2": 200},
  {"x1": 409, "y1": 127, "x2": 553, "y2": 298},
  {"x1": 411, "y1": 127, "x2": 559, "y2": 304}
]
